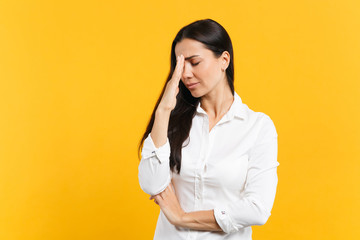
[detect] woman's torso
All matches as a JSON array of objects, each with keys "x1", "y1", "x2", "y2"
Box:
[{"x1": 154, "y1": 92, "x2": 268, "y2": 240}]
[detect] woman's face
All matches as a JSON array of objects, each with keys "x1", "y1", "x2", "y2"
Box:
[{"x1": 174, "y1": 38, "x2": 229, "y2": 98}]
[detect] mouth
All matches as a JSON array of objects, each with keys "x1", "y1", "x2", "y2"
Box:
[{"x1": 186, "y1": 82, "x2": 199, "y2": 89}]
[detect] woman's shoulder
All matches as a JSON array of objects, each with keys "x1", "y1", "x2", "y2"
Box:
[
  {"x1": 239, "y1": 101, "x2": 272, "y2": 120},
  {"x1": 234, "y1": 93, "x2": 273, "y2": 121},
  {"x1": 233, "y1": 92, "x2": 277, "y2": 138},
  {"x1": 242, "y1": 103, "x2": 278, "y2": 139}
]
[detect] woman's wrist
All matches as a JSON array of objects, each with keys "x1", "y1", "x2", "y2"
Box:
[
  {"x1": 156, "y1": 105, "x2": 172, "y2": 116},
  {"x1": 174, "y1": 210, "x2": 223, "y2": 231},
  {"x1": 176, "y1": 212, "x2": 188, "y2": 228}
]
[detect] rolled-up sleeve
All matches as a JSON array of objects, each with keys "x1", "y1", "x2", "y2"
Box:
[
  {"x1": 214, "y1": 115, "x2": 279, "y2": 234},
  {"x1": 138, "y1": 133, "x2": 172, "y2": 196}
]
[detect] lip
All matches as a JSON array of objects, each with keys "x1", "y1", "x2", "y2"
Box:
[{"x1": 186, "y1": 82, "x2": 199, "y2": 89}]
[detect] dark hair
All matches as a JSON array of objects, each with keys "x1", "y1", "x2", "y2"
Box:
[{"x1": 138, "y1": 19, "x2": 235, "y2": 173}]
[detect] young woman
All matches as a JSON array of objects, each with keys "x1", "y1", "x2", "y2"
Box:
[{"x1": 138, "y1": 19, "x2": 279, "y2": 240}]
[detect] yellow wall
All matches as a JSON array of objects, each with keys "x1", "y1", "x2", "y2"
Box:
[{"x1": 1, "y1": 0, "x2": 359, "y2": 239}]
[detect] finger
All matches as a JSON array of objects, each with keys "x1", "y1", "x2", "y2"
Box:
[
  {"x1": 166, "y1": 183, "x2": 174, "y2": 194},
  {"x1": 154, "y1": 195, "x2": 163, "y2": 204},
  {"x1": 178, "y1": 55, "x2": 184, "y2": 82},
  {"x1": 150, "y1": 193, "x2": 161, "y2": 200},
  {"x1": 172, "y1": 56, "x2": 181, "y2": 81},
  {"x1": 168, "y1": 183, "x2": 174, "y2": 193},
  {"x1": 173, "y1": 55, "x2": 184, "y2": 83},
  {"x1": 160, "y1": 190, "x2": 167, "y2": 199},
  {"x1": 174, "y1": 55, "x2": 180, "y2": 72}
]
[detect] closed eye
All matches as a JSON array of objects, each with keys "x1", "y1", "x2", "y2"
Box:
[{"x1": 191, "y1": 62, "x2": 200, "y2": 66}]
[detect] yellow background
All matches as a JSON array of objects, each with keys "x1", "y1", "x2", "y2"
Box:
[{"x1": 1, "y1": 0, "x2": 359, "y2": 239}]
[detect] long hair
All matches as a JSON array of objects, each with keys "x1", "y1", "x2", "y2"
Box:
[{"x1": 138, "y1": 19, "x2": 235, "y2": 173}]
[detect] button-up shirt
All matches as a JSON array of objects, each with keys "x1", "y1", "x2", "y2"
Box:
[{"x1": 138, "y1": 92, "x2": 279, "y2": 240}]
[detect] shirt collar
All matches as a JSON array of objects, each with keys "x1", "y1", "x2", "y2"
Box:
[{"x1": 195, "y1": 91, "x2": 247, "y2": 121}]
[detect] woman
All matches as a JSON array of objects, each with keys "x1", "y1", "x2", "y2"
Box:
[{"x1": 138, "y1": 19, "x2": 279, "y2": 240}]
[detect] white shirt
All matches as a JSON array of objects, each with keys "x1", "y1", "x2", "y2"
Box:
[{"x1": 138, "y1": 92, "x2": 279, "y2": 240}]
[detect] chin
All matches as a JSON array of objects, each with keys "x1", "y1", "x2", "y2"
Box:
[{"x1": 189, "y1": 90, "x2": 203, "y2": 98}]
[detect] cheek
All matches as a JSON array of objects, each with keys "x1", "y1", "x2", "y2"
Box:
[
  {"x1": 197, "y1": 62, "x2": 213, "y2": 78},
  {"x1": 199, "y1": 63, "x2": 221, "y2": 82}
]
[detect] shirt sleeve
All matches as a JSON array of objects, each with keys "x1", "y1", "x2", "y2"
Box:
[
  {"x1": 138, "y1": 133, "x2": 172, "y2": 196},
  {"x1": 214, "y1": 114, "x2": 279, "y2": 234}
]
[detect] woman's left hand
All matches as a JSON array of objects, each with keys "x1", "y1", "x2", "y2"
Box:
[{"x1": 150, "y1": 183, "x2": 185, "y2": 226}]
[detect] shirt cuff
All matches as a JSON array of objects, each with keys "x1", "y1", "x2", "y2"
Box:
[
  {"x1": 214, "y1": 206, "x2": 239, "y2": 234},
  {"x1": 141, "y1": 133, "x2": 170, "y2": 164}
]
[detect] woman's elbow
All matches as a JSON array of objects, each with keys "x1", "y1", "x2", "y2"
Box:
[
  {"x1": 138, "y1": 156, "x2": 172, "y2": 195},
  {"x1": 139, "y1": 177, "x2": 170, "y2": 196},
  {"x1": 239, "y1": 209, "x2": 270, "y2": 227},
  {"x1": 241, "y1": 197, "x2": 272, "y2": 226},
  {"x1": 254, "y1": 211, "x2": 270, "y2": 226},
  {"x1": 138, "y1": 169, "x2": 170, "y2": 196},
  {"x1": 249, "y1": 201, "x2": 272, "y2": 226},
  {"x1": 139, "y1": 180, "x2": 157, "y2": 196}
]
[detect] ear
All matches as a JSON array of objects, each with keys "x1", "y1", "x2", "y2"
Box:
[{"x1": 220, "y1": 51, "x2": 230, "y2": 71}]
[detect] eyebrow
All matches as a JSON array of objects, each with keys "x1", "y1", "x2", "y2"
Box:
[{"x1": 184, "y1": 55, "x2": 200, "y2": 61}]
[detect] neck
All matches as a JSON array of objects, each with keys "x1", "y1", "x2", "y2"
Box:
[{"x1": 200, "y1": 79, "x2": 234, "y2": 119}]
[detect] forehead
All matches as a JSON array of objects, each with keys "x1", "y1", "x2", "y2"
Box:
[{"x1": 174, "y1": 38, "x2": 211, "y2": 57}]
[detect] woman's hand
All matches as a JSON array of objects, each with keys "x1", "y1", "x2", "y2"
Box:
[
  {"x1": 150, "y1": 184, "x2": 223, "y2": 231},
  {"x1": 150, "y1": 55, "x2": 184, "y2": 147},
  {"x1": 157, "y1": 54, "x2": 184, "y2": 112},
  {"x1": 150, "y1": 183, "x2": 185, "y2": 226}
]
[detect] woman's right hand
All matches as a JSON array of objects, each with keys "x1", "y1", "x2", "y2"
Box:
[{"x1": 158, "y1": 54, "x2": 184, "y2": 112}]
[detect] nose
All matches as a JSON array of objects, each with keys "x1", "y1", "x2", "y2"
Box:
[{"x1": 182, "y1": 62, "x2": 193, "y2": 80}]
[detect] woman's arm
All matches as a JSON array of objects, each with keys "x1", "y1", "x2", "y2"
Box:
[
  {"x1": 137, "y1": 110, "x2": 172, "y2": 195},
  {"x1": 153, "y1": 184, "x2": 222, "y2": 231},
  {"x1": 179, "y1": 210, "x2": 222, "y2": 231},
  {"x1": 213, "y1": 115, "x2": 279, "y2": 233},
  {"x1": 138, "y1": 55, "x2": 185, "y2": 196},
  {"x1": 153, "y1": 115, "x2": 279, "y2": 233},
  {"x1": 150, "y1": 108, "x2": 171, "y2": 147}
]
